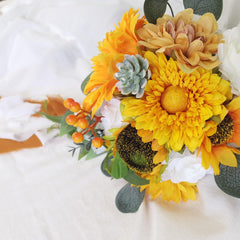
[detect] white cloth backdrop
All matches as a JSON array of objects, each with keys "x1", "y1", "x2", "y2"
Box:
[{"x1": 0, "y1": 0, "x2": 240, "y2": 239}]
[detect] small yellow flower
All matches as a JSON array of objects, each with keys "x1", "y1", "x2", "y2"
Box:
[
  {"x1": 140, "y1": 179, "x2": 198, "y2": 202},
  {"x1": 122, "y1": 51, "x2": 231, "y2": 152}
]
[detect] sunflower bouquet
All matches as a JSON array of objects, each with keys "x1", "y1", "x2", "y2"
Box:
[{"x1": 44, "y1": 0, "x2": 240, "y2": 213}]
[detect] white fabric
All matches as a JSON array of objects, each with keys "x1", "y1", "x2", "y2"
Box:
[
  {"x1": 1, "y1": 0, "x2": 240, "y2": 239},
  {"x1": 0, "y1": 96, "x2": 54, "y2": 141}
]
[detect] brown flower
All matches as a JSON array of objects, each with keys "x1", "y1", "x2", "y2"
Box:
[{"x1": 137, "y1": 9, "x2": 223, "y2": 72}]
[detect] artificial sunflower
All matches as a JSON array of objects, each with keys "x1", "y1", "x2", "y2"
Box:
[
  {"x1": 140, "y1": 179, "x2": 198, "y2": 202},
  {"x1": 122, "y1": 51, "x2": 231, "y2": 152},
  {"x1": 136, "y1": 9, "x2": 223, "y2": 72},
  {"x1": 201, "y1": 96, "x2": 240, "y2": 174},
  {"x1": 83, "y1": 8, "x2": 145, "y2": 116},
  {"x1": 114, "y1": 124, "x2": 167, "y2": 174}
]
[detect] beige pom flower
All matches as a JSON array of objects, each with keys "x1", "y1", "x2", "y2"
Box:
[{"x1": 137, "y1": 9, "x2": 223, "y2": 72}]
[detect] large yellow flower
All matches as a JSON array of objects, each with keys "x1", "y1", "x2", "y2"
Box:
[
  {"x1": 122, "y1": 51, "x2": 232, "y2": 152},
  {"x1": 140, "y1": 179, "x2": 198, "y2": 202},
  {"x1": 83, "y1": 8, "x2": 145, "y2": 116},
  {"x1": 201, "y1": 96, "x2": 240, "y2": 174}
]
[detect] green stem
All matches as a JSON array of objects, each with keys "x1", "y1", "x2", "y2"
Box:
[{"x1": 167, "y1": 2, "x2": 174, "y2": 17}]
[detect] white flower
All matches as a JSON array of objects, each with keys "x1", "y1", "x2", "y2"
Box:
[
  {"x1": 218, "y1": 26, "x2": 240, "y2": 95},
  {"x1": 161, "y1": 149, "x2": 210, "y2": 183},
  {"x1": 100, "y1": 98, "x2": 126, "y2": 135}
]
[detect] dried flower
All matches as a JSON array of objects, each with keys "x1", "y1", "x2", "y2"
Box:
[{"x1": 137, "y1": 9, "x2": 223, "y2": 72}]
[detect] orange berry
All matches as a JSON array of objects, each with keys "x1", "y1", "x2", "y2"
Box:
[
  {"x1": 76, "y1": 112, "x2": 87, "y2": 118},
  {"x1": 69, "y1": 102, "x2": 81, "y2": 112},
  {"x1": 76, "y1": 118, "x2": 89, "y2": 129},
  {"x1": 72, "y1": 132, "x2": 84, "y2": 143},
  {"x1": 92, "y1": 137, "x2": 103, "y2": 148},
  {"x1": 66, "y1": 114, "x2": 77, "y2": 125},
  {"x1": 64, "y1": 98, "x2": 75, "y2": 109}
]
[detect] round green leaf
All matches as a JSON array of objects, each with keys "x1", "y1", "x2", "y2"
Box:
[
  {"x1": 144, "y1": 0, "x2": 168, "y2": 24},
  {"x1": 215, "y1": 154, "x2": 240, "y2": 198},
  {"x1": 115, "y1": 183, "x2": 145, "y2": 213},
  {"x1": 183, "y1": 0, "x2": 223, "y2": 20}
]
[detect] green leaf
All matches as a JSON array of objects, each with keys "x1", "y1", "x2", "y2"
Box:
[
  {"x1": 111, "y1": 152, "x2": 129, "y2": 179},
  {"x1": 178, "y1": 146, "x2": 186, "y2": 154},
  {"x1": 215, "y1": 153, "x2": 240, "y2": 198},
  {"x1": 43, "y1": 100, "x2": 48, "y2": 112},
  {"x1": 183, "y1": 0, "x2": 223, "y2": 20},
  {"x1": 124, "y1": 170, "x2": 149, "y2": 185},
  {"x1": 155, "y1": 164, "x2": 168, "y2": 182},
  {"x1": 103, "y1": 135, "x2": 116, "y2": 141},
  {"x1": 59, "y1": 110, "x2": 77, "y2": 136},
  {"x1": 144, "y1": 0, "x2": 168, "y2": 24},
  {"x1": 81, "y1": 72, "x2": 93, "y2": 93},
  {"x1": 101, "y1": 155, "x2": 113, "y2": 177},
  {"x1": 115, "y1": 183, "x2": 145, "y2": 213},
  {"x1": 78, "y1": 146, "x2": 89, "y2": 160},
  {"x1": 38, "y1": 112, "x2": 63, "y2": 123},
  {"x1": 210, "y1": 115, "x2": 221, "y2": 124},
  {"x1": 85, "y1": 141, "x2": 92, "y2": 152},
  {"x1": 46, "y1": 124, "x2": 60, "y2": 134},
  {"x1": 85, "y1": 147, "x2": 105, "y2": 160}
]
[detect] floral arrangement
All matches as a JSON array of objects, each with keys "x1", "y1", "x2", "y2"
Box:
[{"x1": 43, "y1": 0, "x2": 240, "y2": 213}]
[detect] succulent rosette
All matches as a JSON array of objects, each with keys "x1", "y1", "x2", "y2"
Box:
[{"x1": 45, "y1": 0, "x2": 240, "y2": 213}]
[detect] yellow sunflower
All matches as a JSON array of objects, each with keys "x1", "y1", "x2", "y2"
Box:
[
  {"x1": 201, "y1": 96, "x2": 240, "y2": 174},
  {"x1": 83, "y1": 8, "x2": 145, "y2": 116},
  {"x1": 122, "y1": 51, "x2": 232, "y2": 152}
]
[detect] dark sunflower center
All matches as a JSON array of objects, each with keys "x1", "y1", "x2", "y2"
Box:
[
  {"x1": 209, "y1": 114, "x2": 234, "y2": 145},
  {"x1": 116, "y1": 124, "x2": 158, "y2": 174}
]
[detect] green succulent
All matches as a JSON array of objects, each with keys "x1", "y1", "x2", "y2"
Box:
[{"x1": 114, "y1": 54, "x2": 151, "y2": 98}]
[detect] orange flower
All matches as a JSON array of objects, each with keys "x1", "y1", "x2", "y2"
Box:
[
  {"x1": 201, "y1": 96, "x2": 240, "y2": 174},
  {"x1": 137, "y1": 9, "x2": 223, "y2": 72},
  {"x1": 83, "y1": 9, "x2": 145, "y2": 116}
]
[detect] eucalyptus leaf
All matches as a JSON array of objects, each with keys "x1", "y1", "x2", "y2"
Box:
[
  {"x1": 183, "y1": 0, "x2": 223, "y2": 20},
  {"x1": 124, "y1": 170, "x2": 149, "y2": 185},
  {"x1": 144, "y1": 0, "x2": 168, "y2": 24},
  {"x1": 215, "y1": 154, "x2": 240, "y2": 198},
  {"x1": 81, "y1": 72, "x2": 93, "y2": 93},
  {"x1": 115, "y1": 183, "x2": 145, "y2": 213},
  {"x1": 111, "y1": 152, "x2": 129, "y2": 179},
  {"x1": 59, "y1": 110, "x2": 77, "y2": 136},
  {"x1": 38, "y1": 112, "x2": 63, "y2": 123}
]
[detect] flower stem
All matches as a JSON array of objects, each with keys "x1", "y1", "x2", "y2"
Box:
[{"x1": 167, "y1": 2, "x2": 174, "y2": 17}]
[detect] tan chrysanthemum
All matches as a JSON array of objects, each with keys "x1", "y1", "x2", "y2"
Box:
[{"x1": 137, "y1": 9, "x2": 223, "y2": 72}]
